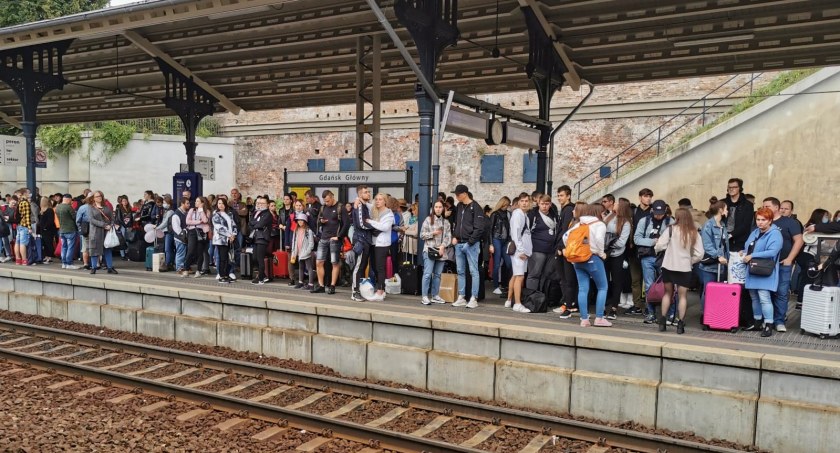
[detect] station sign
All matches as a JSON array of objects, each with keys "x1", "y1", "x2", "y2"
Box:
[
  {"x1": 286, "y1": 170, "x2": 407, "y2": 185},
  {"x1": 0, "y1": 135, "x2": 25, "y2": 167},
  {"x1": 179, "y1": 156, "x2": 215, "y2": 181}
]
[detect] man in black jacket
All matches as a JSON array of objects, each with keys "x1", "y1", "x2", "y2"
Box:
[
  {"x1": 553, "y1": 185, "x2": 578, "y2": 317},
  {"x1": 451, "y1": 185, "x2": 485, "y2": 308},
  {"x1": 249, "y1": 196, "x2": 273, "y2": 285},
  {"x1": 723, "y1": 178, "x2": 754, "y2": 251},
  {"x1": 313, "y1": 190, "x2": 347, "y2": 295}
]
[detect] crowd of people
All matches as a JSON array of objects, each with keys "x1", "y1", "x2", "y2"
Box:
[{"x1": 2, "y1": 178, "x2": 839, "y2": 337}]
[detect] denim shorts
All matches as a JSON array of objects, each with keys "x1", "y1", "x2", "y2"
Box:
[
  {"x1": 316, "y1": 238, "x2": 341, "y2": 262},
  {"x1": 15, "y1": 227, "x2": 31, "y2": 246}
]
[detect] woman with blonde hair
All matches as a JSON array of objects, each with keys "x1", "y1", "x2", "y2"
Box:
[
  {"x1": 488, "y1": 196, "x2": 512, "y2": 294},
  {"x1": 654, "y1": 207, "x2": 704, "y2": 333},
  {"x1": 365, "y1": 193, "x2": 395, "y2": 301}
]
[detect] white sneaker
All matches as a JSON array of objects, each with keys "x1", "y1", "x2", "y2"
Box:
[
  {"x1": 466, "y1": 297, "x2": 479, "y2": 309},
  {"x1": 513, "y1": 303, "x2": 531, "y2": 313},
  {"x1": 504, "y1": 300, "x2": 512, "y2": 308},
  {"x1": 452, "y1": 296, "x2": 467, "y2": 307},
  {"x1": 493, "y1": 287, "x2": 503, "y2": 295},
  {"x1": 228, "y1": 272, "x2": 237, "y2": 280},
  {"x1": 421, "y1": 296, "x2": 431, "y2": 305},
  {"x1": 67, "y1": 264, "x2": 81, "y2": 270},
  {"x1": 0, "y1": 257, "x2": 11, "y2": 263},
  {"x1": 216, "y1": 274, "x2": 222, "y2": 281},
  {"x1": 431, "y1": 295, "x2": 446, "y2": 304},
  {"x1": 61, "y1": 264, "x2": 66, "y2": 269},
  {"x1": 373, "y1": 292, "x2": 385, "y2": 301},
  {"x1": 193, "y1": 271, "x2": 201, "y2": 278}
]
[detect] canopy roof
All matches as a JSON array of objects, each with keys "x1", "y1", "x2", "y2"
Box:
[{"x1": 0, "y1": 0, "x2": 837, "y2": 124}]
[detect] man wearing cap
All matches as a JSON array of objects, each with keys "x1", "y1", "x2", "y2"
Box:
[
  {"x1": 56, "y1": 194, "x2": 81, "y2": 270},
  {"x1": 451, "y1": 184, "x2": 486, "y2": 309},
  {"x1": 633, "y1": 199, "x2": 672, "y2": 323}
]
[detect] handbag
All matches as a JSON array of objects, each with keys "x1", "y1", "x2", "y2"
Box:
[
  {"x1": 104, "y1": 228, "x2": 120, "y2": 249},
  {"x1": 196, "y1": 228, "x2": 207, "y2": 241},
  {"x1": 646, "y1": 274, "x2": 666, "y2": 304},
  {"x1": 748, "y1": 258, "x2": 776, "y2": 276},
  {"x1": 427, "y1": 247, "x2": 442, "y2": 260},
  {"x1": 79, "y1": 220, "x2": 90, "y2": 237},
  {"x1": 699, "y1": 253, "x2": 717, "y2": 265}
]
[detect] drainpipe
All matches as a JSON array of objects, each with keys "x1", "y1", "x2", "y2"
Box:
[{"x1": 547, "y1": 82, "x2": 594, "y2": 195}]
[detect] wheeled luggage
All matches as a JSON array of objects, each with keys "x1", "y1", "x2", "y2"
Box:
[
  {"x1": 702, "y1": 265, "x2": 742, "y2": 333},
  {"x1": 800, "y1": 284, "x2": 840, "y2": 339},
  {"x1": 240, "y1": 251, "x2": 253, "y2": 279},
  {"x1": 272, "y1": 250, "x2": 289, "y2": 278},
  {"x1": 127, "y1": 240, "x2": 144, "y2": 262},
  {"x1": 399, "y1": 261, "x2": 422, "y2": 296},
  {"x1": 145, "y1": 246, "x2": 154, "y2": 271}
]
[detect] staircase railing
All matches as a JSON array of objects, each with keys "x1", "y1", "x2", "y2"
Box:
[{"x1": 573, "y1": 72, "x2": 765, "y2": 199}]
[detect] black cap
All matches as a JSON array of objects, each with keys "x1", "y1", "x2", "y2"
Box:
[
  {"x1": 651, "y1": 199, "x2": 667, "y2": 215},
  {"x1": 452, "y1": 184, "x2": 469, "y2": 195}
]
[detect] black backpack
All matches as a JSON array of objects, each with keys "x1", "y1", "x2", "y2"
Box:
[{"x1": 521, "y1": 288, "x2": 548, "y2": 313}]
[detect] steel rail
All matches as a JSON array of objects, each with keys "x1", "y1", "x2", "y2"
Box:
[
  {"x1": 0, "y1": 347, "x2": 482, "y2": 453},
  {"x1": 0, "y1": 319, "x2": 745, "y2": 453}
]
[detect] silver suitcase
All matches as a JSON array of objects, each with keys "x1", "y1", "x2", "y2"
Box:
[{"x1": 800, "y1": 285, "x2": 840, "y2": 338}]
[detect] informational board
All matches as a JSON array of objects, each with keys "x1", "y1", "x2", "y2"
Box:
[
  {"x1": 285, "y1": 170, "x2": 407, "y2": 185},
  {"x1": 0, "y1": 135, "x2": 25, "y2": 167},
  {"x1": 179, "y1": 156, "x2": 215, "y2": 181}
]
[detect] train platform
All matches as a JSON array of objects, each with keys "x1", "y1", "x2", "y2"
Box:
[
  {"x1": 1, "y1": 259, "x2": 839, "y2": 452},
  {"x1": 3, "y1": 259, "x2": 835, "y2": 362}
]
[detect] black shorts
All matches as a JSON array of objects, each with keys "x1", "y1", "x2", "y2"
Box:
[{"x1": 662, "y1": 268, "x2": 693, "y2": 287}]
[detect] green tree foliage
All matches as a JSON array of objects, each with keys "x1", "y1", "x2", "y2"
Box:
[{"x1": 0, "y1": 0, "x2": 109, "y2": 28}]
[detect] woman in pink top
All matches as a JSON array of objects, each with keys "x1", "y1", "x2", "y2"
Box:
[{"x1": 185, "y1": 196, "x2": 211, "y2": 277}]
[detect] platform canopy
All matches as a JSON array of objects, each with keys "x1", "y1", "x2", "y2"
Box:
[{"x1": 0, "y1": 0, "x2": 838, "y2": 125}]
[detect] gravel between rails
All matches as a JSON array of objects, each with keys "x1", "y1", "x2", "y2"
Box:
[
  {"x1": 0, "y1": 363, "x2": 377, "y2": 452},
  {"x1": 0, "y1": 310, "x2": 767, "y2": 452},
  {"x1": 302, "y1": 392, "x2": 354, "y2": 415},
  {"x1": 380, "y1": 408, "x2": 440, "y2": 434},
  {"x1": 425, "y1": 418, "x2": 486, "y2": 445}
]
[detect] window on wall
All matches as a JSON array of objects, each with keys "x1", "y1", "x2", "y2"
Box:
[
  {"x1": 339, "y1": 158, "x2": 357, "y2": 171},
  {"x1": 522, "y1": 153, "x2": 537, "y2": 183},
  {"x1": 307, "y1": 158, "x2": 325, "y2": 172},
  {"x1": 480, "y1": 155, "x2": 504, "y2": 183}
]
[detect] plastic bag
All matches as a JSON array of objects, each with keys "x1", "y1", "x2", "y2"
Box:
[
  {"x1": 728, "y1": 252, "x2": 747, "y2": 284},
  {"x1": 104, "y1": 228, "x2": 120, "y2": 249},
  {"x1": 360, "y1": 278, "x2": 376, "y2": 301},
  {"x1": 384, "y1": 274, "x2": 402, "y2": 295}
]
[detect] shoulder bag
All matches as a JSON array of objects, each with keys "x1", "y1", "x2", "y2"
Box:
[{"x1": 746, "y1": 231, "x2": 776, "y2": 276}]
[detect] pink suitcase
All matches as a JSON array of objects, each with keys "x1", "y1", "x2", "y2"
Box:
[{"x1": 703, "y1": 266, "x2": 742, "y2": 332}]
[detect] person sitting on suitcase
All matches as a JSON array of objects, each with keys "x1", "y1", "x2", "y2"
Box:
[
  {"x1": 741, "y1": 207, "x2": 784, "y2": 337},
  {"x1": 313, "y1": 190, "x2": 347, "y2": 295},
  {"x1": 248, "y1": 196, "x2": 273, "y2": 285}
]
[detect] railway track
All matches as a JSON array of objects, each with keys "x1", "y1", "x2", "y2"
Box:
[{"x1": 0, "y1": 319, "x2": 746, "y2": 453}]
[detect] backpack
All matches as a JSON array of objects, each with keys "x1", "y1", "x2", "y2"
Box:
[{"x1": 563, "y1": 223, "x2": 592, "y2": 263}]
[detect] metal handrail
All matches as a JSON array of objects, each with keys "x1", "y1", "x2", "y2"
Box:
[{"x1": 574, "y1": 72, "x2": 764, "y2": 199}]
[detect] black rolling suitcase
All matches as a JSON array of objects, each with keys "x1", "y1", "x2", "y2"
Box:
[
  {"x1": 399, "y1": 261, "x2": 422, "y2": 295},
  {"x1": 240, "y1": 251, "x2": 254, "y2": 279}
]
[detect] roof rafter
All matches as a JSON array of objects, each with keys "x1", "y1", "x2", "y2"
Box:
[
  {"x1": 517, "y1": 0, "x2": 581, "y2": 90},
  {"x1": 122, "y1": 30, "x2": 242, "y2": 115}
]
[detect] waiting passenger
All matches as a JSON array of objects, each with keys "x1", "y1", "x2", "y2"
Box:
[
  {"x1": 633, "y1": 199, "x2": 672, "y2": 323},
  {"x1": 87, "y1": 191, "x2": 117, "y2": 275},
  {"x1": 212, "y1": 198, "x2": 238, "y2": 284},
  {"x1": 506, "y1": 193, "x2": 532, "y2": 312},
  {"x1": 419, "y1": 201, "x2": 451, "y2": 305},
  {"x1": 291, "y1": 213, "x2": 315, "y2": 290},
  {"x1": 565, "y1": 203, "x2": 610, "y2": 327},
  {"x1": 365, "y1": 193, "x2": 395, "y2": 301},
  {"x1": 451, "y1": 185, "x2": 485, "y2": 309},
  {"x1": 605, "y1": 199, "x2": 633, "y2": 318},
  {"x1": 655, "y1": 208, "x2": 704, "y2": 334},
  {"x1": 742, "y1": 207, "x2": 783, "y2": 337},
  {"x1": 487, "y1": 196, "x2": 512, "y2": 295},
  {"x1": 698, "y1": 201, "x2": 729, "y2": 315}
]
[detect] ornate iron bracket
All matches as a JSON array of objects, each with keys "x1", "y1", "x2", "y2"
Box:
[
  {"x1": 155, "y1": 57, "x2": 218, "y2": 172},
  {"x1": 395, "y1": 0, "x2": 460, "y2": 82},
  {"x1": 0, "y1": 40, "x2": 73, "y2": 121}
]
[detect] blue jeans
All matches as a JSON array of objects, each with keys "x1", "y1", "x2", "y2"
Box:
[
  {"x1": 454, "y1": 242, "x2": 480, "y2": 297},
  {"x1": 573, "y1": 256, "x2": 608, "y2": 318},
  {"x1": 772, "y1": 264, "x2": 793, "y2": 326},
  {"x1": 164, "y1": 232, "x2": 175, "y2": 266},
  {"x1": 60, "y1": 232, "x2": 78, "y2": 266},
  {"x1": 175, "y1": 240, "x2": 187, "y2": 270},
  {"x1": 0, "y1": 235, "x2": 11, "y2": 258},
  {"x1": 492, "y1": 238, "x2": 512, "y2": 289},
  {"x1": 750, "y1": 289, "x2": 774, "y2": 323},
  {"x1": 422, "y1": 251, "x2": 446, "y2": 297},
  {"x1": 91, "y1": 248, "x2": 113, "y2": 269},
  {"x1": 640, "y1": 256, "x2": 657, "y2": 315}
]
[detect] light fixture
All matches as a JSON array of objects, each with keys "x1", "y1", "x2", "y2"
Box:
[
  {"x1": 104, "y1": 96, "x2": 134, "y2": 103},
  {"x1": 272, "y1": 78, "x2": 321, "y2": 88},
  {"x1": 445, "y1": 107, "x2": 489, "y2": 140},
  {"x1": 38, "y1": 104, "x2": 59, "y2": 109},
  {"x1": 502, "y1": 122, "x2": 541, "y2": 150},
  {"x1": 672, "y1": 33, "x2": 755, "y2": 48},
  {"x1": 207, "y1": 5, "x2": 273, "y2": 20}
]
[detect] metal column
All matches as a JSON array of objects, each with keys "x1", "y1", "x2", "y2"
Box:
[
  {"x1": 0, "y1": 40, "x2": 73, "y2": 199},
  {"x1": 355, "y1": 35, "x2": 382, "y2": 170},
  {"x1": 154, "y1": 58, "x2": 218, "y2": 174}
]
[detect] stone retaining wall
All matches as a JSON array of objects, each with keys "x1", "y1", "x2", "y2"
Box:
[{"x1": 1, "y1": 269, "x2": 837, "y2": 452}]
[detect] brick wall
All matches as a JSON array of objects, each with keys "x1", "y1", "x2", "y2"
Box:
[{"x1": 223, "y1": 73, "x2": 767, "y2": 204}]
